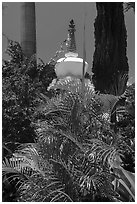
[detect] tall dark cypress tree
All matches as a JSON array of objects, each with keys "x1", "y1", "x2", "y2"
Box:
[{"x1": 92, "y1": 3, "x2": 129, "y2": 94}]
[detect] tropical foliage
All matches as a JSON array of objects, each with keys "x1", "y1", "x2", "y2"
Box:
[
  {"x1": 124, "y1": 2, "x2": 135, "y2": 12},
  {"x1": 3, "y1": 74, "x2": 135, "y2": 201},
  {"x1": 2, "y1": 40, "x2": 56, "y2": 156}
]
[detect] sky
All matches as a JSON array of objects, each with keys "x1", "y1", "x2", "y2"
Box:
[{"x1": 2, "y1": 2, "x2": 135, "y2": 82}]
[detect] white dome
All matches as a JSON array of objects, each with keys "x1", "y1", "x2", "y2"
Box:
[{"x1": 55, "y1": 56, "x2": 89, "y2": 78}]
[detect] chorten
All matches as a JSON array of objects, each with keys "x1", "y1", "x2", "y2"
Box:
[{"x1": 55, "y1": 19, "x2": 89, "y2": 78}]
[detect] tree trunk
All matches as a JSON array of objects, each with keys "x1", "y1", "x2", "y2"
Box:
[
  {"x1": 92, "y1": 3, "x2": 129, "y2": 94},
  {"x1": 20, "y1": 2, "x2": 36, "y2": 58}
]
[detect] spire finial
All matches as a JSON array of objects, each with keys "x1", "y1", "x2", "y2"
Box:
[{"x1": 66, "y1": 19, "x2": 77, "y2": 54}]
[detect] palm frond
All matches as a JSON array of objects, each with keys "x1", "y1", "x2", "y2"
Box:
[
  {"x1": 3, "y1": 157, "x2": 30, "y2": 177},
  {"x1": 95, "y1": 93, "x2": 119, "y2": 114},
  {"x1": 48, "y1": 77, "x2": 95, "y2": 95}
]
